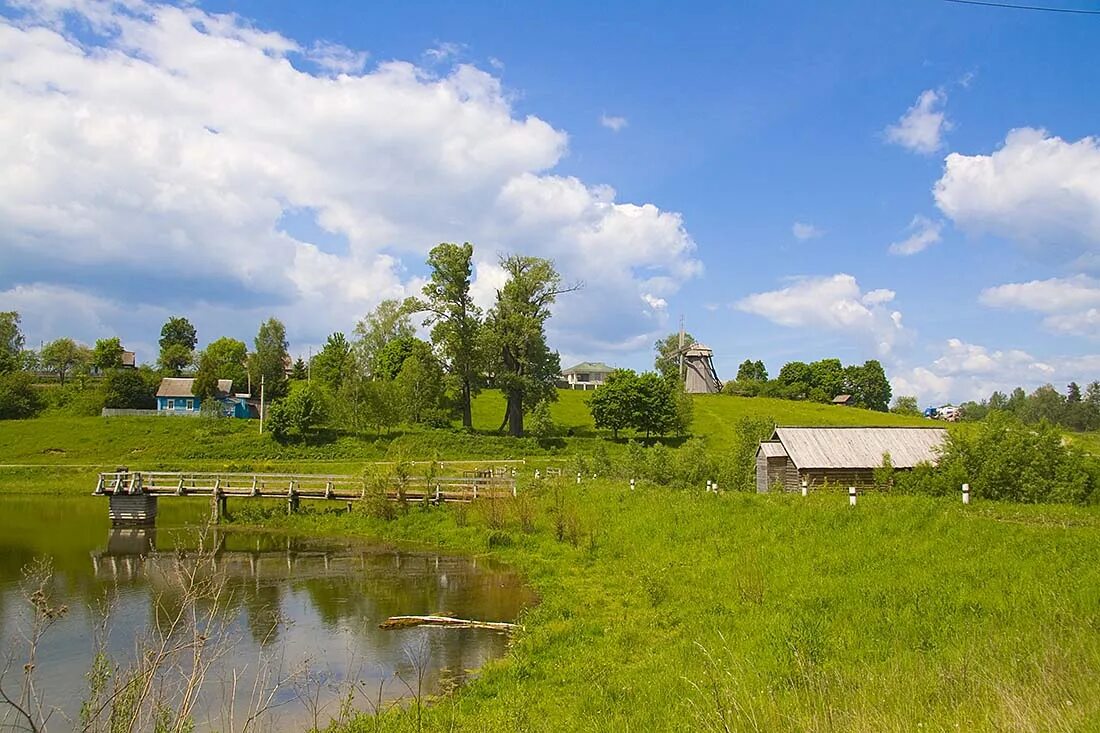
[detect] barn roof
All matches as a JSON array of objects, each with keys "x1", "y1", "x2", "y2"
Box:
[
  {"x1": 772, "y1": 426, "x2": 947, "y2": 469},
  {"x1": 757, "y1": 441, "x2": 788, "y2": 459}
]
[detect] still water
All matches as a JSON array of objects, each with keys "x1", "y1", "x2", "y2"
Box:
[{"x1": 0, "y1": 495, "x2": 534, "y2": 730}]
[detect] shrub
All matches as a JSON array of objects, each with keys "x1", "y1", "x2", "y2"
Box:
[
  {"x1": 0, "y1": 372, "x2": 44, "y2": 419},
  {"x1": 103, "y1": 369, "x2": 155, "y2": 409},
  {"x1": 896, "y1": 413, "x2": 1096, "y2": 504}
]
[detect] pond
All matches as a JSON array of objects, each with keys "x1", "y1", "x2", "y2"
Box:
[{"x1": 0, "y1": 495, "x2": 534, "y2": 730}]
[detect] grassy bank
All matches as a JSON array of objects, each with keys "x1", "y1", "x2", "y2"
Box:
[{"x1": 230, "y1": 483, "x2": 1100, "y2": 732}]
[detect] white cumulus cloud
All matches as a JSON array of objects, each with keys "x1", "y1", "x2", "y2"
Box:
[
  {"x1": 885, "y1": 89, "x2": 951, "y2": 155},
  {"x1": 0, "y1": 0, "x2": 700, "y2": 359},
  {"x1": 890, "y1": 338, "x2": 1099, "y2": 405},
  {"x1": 934, "y1": 128, "x2": 1100, "y2": 269},
  {"x1": 889, "y1": 215, "x2": 943, "y2": 256},
  {"x1": 735, "y1": 274, "x2": 905, "y2": 356},
  {"x1": 980, "y1": 275, "x2": 1100, "y2": 336}
]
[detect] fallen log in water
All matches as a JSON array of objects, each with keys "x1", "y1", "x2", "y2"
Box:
[{"x1": 379, "y1": 615, "x2": 521, "y2": 632}]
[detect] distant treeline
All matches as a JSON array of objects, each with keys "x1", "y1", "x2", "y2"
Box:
[
  {"x1": 956, "y1": 382, "x2": 1100, "y2": 433},
  {"x1": 721, "y1": 357, "x2": 892, "y2": 412}
]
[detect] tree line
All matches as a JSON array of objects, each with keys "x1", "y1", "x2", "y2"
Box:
[{"x1": 0, "y1": 245, "x2": 581, "y2": 439}]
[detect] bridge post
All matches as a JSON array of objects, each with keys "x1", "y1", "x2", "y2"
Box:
[{"x1": 287, "y1": 483, "x2": 299, "y2": 514}]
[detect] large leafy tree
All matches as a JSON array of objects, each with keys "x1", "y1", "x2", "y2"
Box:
[
  {"x1": 353, "y1": 299, "x2": 416, "y2": 377},
  {"x1": 158, "y1": 316, "x2": 197, "y2": 375},
  {"x1": 0, "y1": 311, "x2": 25, "y2": 374},
  {"x1": 589, "y1": 369, "x2": 640, "y2": 439},
  {"x1": 633, "y1": 372, "x2": 688, "y2": 439},
  {"x1": 193, "y1": 337, "x2": 248, "y2": 399},
  {"x1": 415, "y1": 242, "x2": 483, "y2": 430},
  {"x1": 312, "y1": 332, "x2": 353, "y2": 392},
  {"x1": 373, "y1": 337, "x2": 434, "y2": 381},
  {"x1": 485, "y1": 255, "x2": 578, "y2": 437},
  {"x1": 249, "y1": 318, "x2": 289, "y2": 400},
  {"x1": 40, "y1": 337, "x2": 90, "y2": 385},
  {"x1": 92, "y1": 337, "x2": 125, "y2": 372},
  {"x1": 0, "y1": 372, "x2": 43, "y2": 419},
  {"x1": 845, "y1": 359, "x2": 891, "y2": 412},
  {"x1": 654, "y1": 331, "x2": 694, "y2": 380}
]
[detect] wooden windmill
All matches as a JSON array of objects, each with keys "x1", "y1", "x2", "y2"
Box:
[{"x1": 677, "y1": 319, "x2": 722, "y2": 394}]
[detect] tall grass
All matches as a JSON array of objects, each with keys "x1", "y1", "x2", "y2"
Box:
[{"x1": 238, "y1": 483, "x2": 1100, "y2": 732}]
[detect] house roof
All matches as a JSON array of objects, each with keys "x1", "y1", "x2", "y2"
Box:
[
  {"x1": 562, "y1": 362, "x2": 615, "y2": 374},
  {"x1": 831, "y1": 394, "x2": 852, "y2": 404},
  {"x1": 156, "y1": 378, "x2": 232, "y2": 398},
  {"x1": 771, "y1": 426, "x2": 948, "y2": 470},
  {"x1": 120, "y1": 350, "x2": 136, "y2": 367}
]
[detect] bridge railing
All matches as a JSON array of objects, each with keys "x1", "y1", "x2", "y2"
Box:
[{"x1": 95, "y1": 470, "x2": 516, "y2": 502}]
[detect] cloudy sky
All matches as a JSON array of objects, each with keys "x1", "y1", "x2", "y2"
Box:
[{"x1": 1, "y1": 0, "x2": 1098, "y2": 405}]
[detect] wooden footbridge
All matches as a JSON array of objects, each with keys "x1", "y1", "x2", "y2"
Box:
[{"x1": 94, "y1": 469, "x2": 517, "y2": 525}]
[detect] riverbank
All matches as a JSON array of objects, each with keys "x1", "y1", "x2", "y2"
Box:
[{"x1": 229, "y1": 482, "x2": 1100, "y2": 732}]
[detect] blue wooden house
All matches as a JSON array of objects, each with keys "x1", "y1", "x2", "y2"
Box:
[{"x1": 155, "y1": 378, "x2": 251, "y2": 418}]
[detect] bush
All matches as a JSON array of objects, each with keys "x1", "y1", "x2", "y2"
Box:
[
  {"x1": 896, "y1": 413, "x2": 1096, "y2": 504},
  {"x1": 103, "y1": 369, "x2": 155, "y2": 409},
  {"x1": 0, "y1": 372, "x2": 44, "y2": 419}
]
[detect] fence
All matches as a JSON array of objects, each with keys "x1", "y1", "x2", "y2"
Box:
[{"x1": 101, "y1": 408, "x2": 200, "y2": 417}]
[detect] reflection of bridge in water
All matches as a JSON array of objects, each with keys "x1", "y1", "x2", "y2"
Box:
[{"x1": 90, "y1": 527, "x2": 488, "y2": 586}]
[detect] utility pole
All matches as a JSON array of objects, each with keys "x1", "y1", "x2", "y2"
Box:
[{"x1": 259, "y1": 374, "x2": 265, "y2": 434}]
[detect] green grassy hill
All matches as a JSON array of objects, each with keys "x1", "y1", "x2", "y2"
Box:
[{"x1": 0, "y1": 390, "x2": 935, "y2": 468}]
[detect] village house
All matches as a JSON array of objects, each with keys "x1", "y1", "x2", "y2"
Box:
[
  {"x1": 155, "y1": 377, "x2": 252, "y2": 417},
  {"x1": 560, "y1": 362, "x2": 615, "y2": 390},
  {"x1": 756, "y1": 426, "x2": 948, "y2": 493}
]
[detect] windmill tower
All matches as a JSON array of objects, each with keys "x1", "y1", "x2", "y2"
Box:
[{"x1": 678, "y1": 318, "x2": 722, "y2": 394}]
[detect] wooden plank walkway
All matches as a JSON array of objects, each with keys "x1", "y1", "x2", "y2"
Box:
[{"x1": 94, "y1": 470, "x2": 517, "y2": 504}]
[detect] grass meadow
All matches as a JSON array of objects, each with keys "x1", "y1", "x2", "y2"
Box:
[
  {"x1": 236, "y1": 482, "x2": 1100, "y2": 732},
  {"x1": 2, "y1": 390, "x2": 1099, "y2": 730}
]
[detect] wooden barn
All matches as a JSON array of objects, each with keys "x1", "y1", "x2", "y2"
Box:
[{"x1": 756, "y1": 426, "x2": 948, "y2": 493}]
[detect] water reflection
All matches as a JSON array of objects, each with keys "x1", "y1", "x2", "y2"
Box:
[{"x1": 0, "y1": 496, "x2": 534, "y2": 730}]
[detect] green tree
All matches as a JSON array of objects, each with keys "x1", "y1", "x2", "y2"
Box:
[
  {"x1": 0, "y1": 311, "x2": 25, "y2": 374},
  {"x1": 654, "y1": 331, "x2": 694, "y2": 380},
  {"x1": 265, "y1": 384, "x2": 325, "y2": 443},
  {"x1": 415, "y1": 242, "x2": 483, "y2": 430},
  {"x1": 1067, "y1": 382, "x2": 1082, "y2": 403},
  {"x1": 353, "y1": 299, "x2": 416, "y2": 377},
  {"x1": 735, "y1": 359, "x2": 767, "y2": 383},
  {"x1": 249, "y1": 317, "x2": 290, "y2": 400},
  {"x1": 589, "y1": 369, "x2": 640, "y2": 439},
  {"x1": 40, "y1": 338, "x2": 90, "y2": 386},
  {"x1": 193, "y1": 337, "x2": 248, "y2": 399},
  {"x1": 374, "y1": 337, "x2": 435, "y2": 381},
  {"x1": 393, "y1": 351, "x2": 445, "y2": 424},
  {"x1": 291, "y1": 357, "x2": 307, "y2": 380},
  {"x1": 0, "y1": 372, "x2": 43, "y2": 419},
  {"x1": 92, "y1": 337, "x2": 125, "y2": 373},
  {"x1": 158, "y1": 316, "x2": 197, "y2": 375},
  {"x1": 1021, "y1": 384, "x2": 1066, "y2": 425},
  {"x1": 103, "y1": 369, "x2": 155, "y2": 409},
  {"x1": 312, "y1": 332, "x2": 353, "y2": 392},
  {"x1": 891, "y1": 395, "x2": 921, "y2": 416},
  {"x1": 485, "y1": 255, "x2": 578, "y2": 437},
  {"x1": 846, "y1": 360, "x2": 891, "y2": 411},
  {"x1": 809, "y1": 358, "x2": 845, "y2": 399},
  {"x1": 633, "y1": 372, "x2": 681, "y2": 439}
]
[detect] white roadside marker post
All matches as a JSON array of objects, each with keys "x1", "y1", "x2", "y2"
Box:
[
  {"x1": 630, "y1": 478, "x2": 635, "y2": 491},
  {"x1": 706, "y1": 480, "x2": 712, "y2": 493},
  {"x1": 962, "y1": 483, "x2": 970, "y2": 505},
  {"x1": 801, "y1": 480, "x2": 808, "y2": 497},
  {"x1": 576, "y1": 472, "x2": 581, "y2": 485},
  {"x1": 849, "y1": 486, "x2": 857, "y2": 507}
]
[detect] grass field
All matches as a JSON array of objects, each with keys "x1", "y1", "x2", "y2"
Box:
[
  {"x1": 3, "y1": 391, "x2": 1100, "y2": 730},
  {"x1": 231, "y1": 483, "x2": 1100, "y2": 732}
]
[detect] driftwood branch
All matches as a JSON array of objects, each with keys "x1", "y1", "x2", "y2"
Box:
[{"x1": 379, "y1": 615, "x2": 521, "y2": 632}]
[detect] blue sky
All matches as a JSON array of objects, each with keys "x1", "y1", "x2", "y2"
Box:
[{"x1": 2, "y1": 0, "x2": 1099, "y2": 404}]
